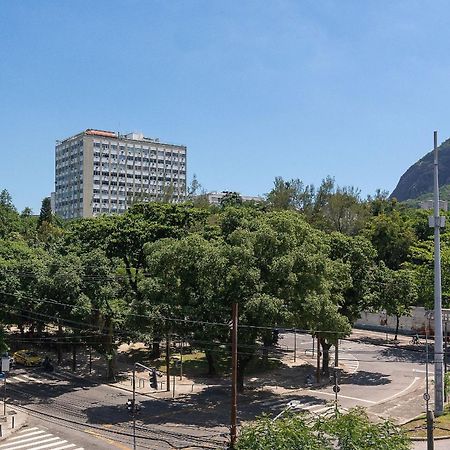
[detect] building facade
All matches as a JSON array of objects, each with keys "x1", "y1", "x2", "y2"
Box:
[
  {"x1": 54, "y1": 129, "x2": 187, "y2": 219},
  {"x1": 204, "y1": 191, "x2": 263, "y2": 206}
]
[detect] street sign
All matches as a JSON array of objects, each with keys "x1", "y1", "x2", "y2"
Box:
[
  {"x1": 287, "y1": 400, "x2": 302, "y2": 410},
  {"x1": 1, "y1": 357, "x2": 10, "y2": 373},
  {"x1": 333, "y1": 385, "x2": 341, "y2": 393}
]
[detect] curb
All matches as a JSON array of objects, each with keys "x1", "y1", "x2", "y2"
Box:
[{"x1": 401, "y1": 413, "x2": 450, "y2": 441}]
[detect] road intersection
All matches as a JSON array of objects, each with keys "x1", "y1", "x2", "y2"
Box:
[{"x1": 1, "y1": 328, "x2": 436, "y2": 449}]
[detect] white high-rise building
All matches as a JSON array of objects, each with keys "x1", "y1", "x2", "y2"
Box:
[{"x1": 54, "y1": 129, "x2": 187, "y2": 219}]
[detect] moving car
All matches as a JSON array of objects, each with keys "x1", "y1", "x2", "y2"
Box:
[{"x1": 13, "y1": 350, "x2": 42, "y2": 367}]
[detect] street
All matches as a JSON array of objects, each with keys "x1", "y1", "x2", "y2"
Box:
[{"x1": 0, "y1": 328, "x2": 438, "y2": 449}]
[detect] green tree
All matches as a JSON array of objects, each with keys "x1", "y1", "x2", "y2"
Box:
[
  {"x1": 373, "y1": 264, "x2": 418, "y2": 340},
  {"x1": 321, "y1": 186, "x2": 369, "y2": 235},
  {"x1": 37, "y1": 197, "x2": 53, "y2": 227},
  {"x1": 0, "y1": 189, "x2": 15, "y2": 210},
  {"x1": 366, "y1": 212, "x2": 416, "y2": 270},
  {"x1": 144, "y1": 211, "x2": 352, "y2": 389},
  {"x1": 0, "y1": 327, "x2": 8, "y2": 354},
  {"x1": 265, "y1": 177, "x2": 314, "y2": 212},
  {"x1": 0, "y1": 189, "x2": 20, "y2": 238},
  {"x1": 236, "y1": 409, "x2": 410, "y2": 450},
  {"x1": 220, "y1": 192, "x2": 243, "y2": 208}
]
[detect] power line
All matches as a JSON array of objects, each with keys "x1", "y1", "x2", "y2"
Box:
[{"x1": 0, "y1": 290, "x2": 353, "y2": 335}]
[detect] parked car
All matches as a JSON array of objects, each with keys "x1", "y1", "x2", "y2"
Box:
[{"x1": 13, "y1": 350, "x2": 43, "y2": 367}]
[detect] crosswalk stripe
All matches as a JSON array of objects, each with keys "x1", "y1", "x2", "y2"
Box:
[
  {"x1": 0, "y1": 433, "x2": 49, "y2": 447},
  {"x1": 28, "y1": 439, "x2": 68, "y2": 450},
  {"x1": 11, "y1": 377, "x2": 29, "y2": 383},
  {"x1": 9, "y1": 436, "x2": 61, "y2": 449},
  {"x1": 0, "y1": 436, "x2": 59, "y2": 449},
  {"x1": 50, "y1": 445, "x2": 76, "y2": 450},
  {"x1": 1, "y1": 427, "x2": 83, "y2": 450},
  {"x1": 5, "y1": 431, "x2": 46, "y2": 441},
  {"x1": 49, "y1": 445, "x2": 76, "y2": 450},
  {"x1": 20, "y1": 375, "x2": 43, "y2": 384}
]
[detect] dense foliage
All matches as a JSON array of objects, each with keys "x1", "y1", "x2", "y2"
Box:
[
  {"x1": 0, "y1": 176, "x2": 445, "y2": 385},
  {"x1": 236, "y1": 409, "x2": 410, "y2": 450}
]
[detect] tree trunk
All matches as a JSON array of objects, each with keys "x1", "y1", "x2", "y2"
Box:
[
  {"x1": 237, "y1": 354, "x2": 253, "y2": 392},
  {"x1": 72, "y1": 344, "x2": 77, "y2": 372},
  {"x1": 57, "y1": 324, "x2": 63, "y2": 365},
  {"x1": 395, "y1": 315, "x2": 400, "y2": 341},
  {"x1": 150, "y1": 337, "x2": 161, "y2": 359},
  {"x1": 105, "y1": 318, "x2": 116, "y2": 380},
  {"x1": 205, "y1": 349, "x2": 217, "y2": 377},
  {"x1": 262, "y1": 346, "x2": 269, "y2": 366},
  {"x1": 320, "y1": 338, "x2": 332, "y2": 377}
]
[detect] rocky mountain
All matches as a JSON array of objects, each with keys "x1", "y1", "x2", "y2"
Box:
[{"x1": 391, "y1": 138, "x2": 450, "y2": 201}]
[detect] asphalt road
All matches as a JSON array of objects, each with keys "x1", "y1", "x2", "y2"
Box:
[
  {"x1": 278, "y1": 329, "x2": 432, "y2": 422},
  {"x1": 5, "y1": 368, "x2": 228, "y2": 449},
  {"x1": 1, "y1": 329, "x2": 439, "y2": 449}
]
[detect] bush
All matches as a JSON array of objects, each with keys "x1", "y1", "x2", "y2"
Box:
[{"x1": 236, "y1": 408, "x2": 410, "y2": 450}]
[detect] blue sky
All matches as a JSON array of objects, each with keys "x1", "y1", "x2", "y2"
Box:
[{"x1": 1, "y1": 0, "x2": 450, "y2": 212}]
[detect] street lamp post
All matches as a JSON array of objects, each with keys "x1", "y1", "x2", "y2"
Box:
[{"x1": 430, "y1": 131, "x2": 445, "y2": 416}]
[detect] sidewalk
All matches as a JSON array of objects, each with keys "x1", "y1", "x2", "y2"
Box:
[
  {"x1": 413, "y1": 439, "x2": 450, "y2": 449},
  {"x1": 0, "y1": 406, "x2": 27, "y2": 441}
]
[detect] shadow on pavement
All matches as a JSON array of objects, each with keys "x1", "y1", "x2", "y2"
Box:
[
  {"x1": 378, "y1": 346, "x2": 427, "y2": 364},
  {"x1": 338, "y1": 369, "x2": 391, "y2": 386}
]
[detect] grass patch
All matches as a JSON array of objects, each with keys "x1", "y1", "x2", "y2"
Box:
[{"x1": 402, "y1": 405, "x2": 450, "y2": 438}]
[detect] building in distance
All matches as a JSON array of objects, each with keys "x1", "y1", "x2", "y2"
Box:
[
  {"x1": 54, "y1": 129, "x2": 187, "y2": 219},
  {"x1": 202, "y1": 191, "x2": 263, "y2": 206}
]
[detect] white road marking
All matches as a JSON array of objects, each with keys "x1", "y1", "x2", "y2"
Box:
[
  {"x1": 51, "y1": 446, "x2": 76, "y2": 450},
  {"x1": 305, "y1": 389, "x2": 376, "y2": 404},
  {"x1": 376, "y1": 376, "x2": 420, "y2": 404},
  {"x1": 0, "y1": 433, "x2": 50, "y2": 446},
  {"x1": 11, "y1": 376, "x2": 29, "y2": 383},
  {"x1": 5, "y1": 431, "x2": 46, "y2": 441},
  {"x1": 0, "y1": 427, "x2": 83, "y2": 450},
  {"x1": 20, "y1": 374, "x2": 43, "y2": 384},
  {"x1": 28, "y1": 439, "x2": 69, "y2": 450}
]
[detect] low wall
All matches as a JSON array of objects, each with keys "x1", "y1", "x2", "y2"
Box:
[{"x1": 355, "y1": 307, "x2": 434, "y2": 335}]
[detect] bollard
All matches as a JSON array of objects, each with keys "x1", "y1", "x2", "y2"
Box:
[
  {"x1": 0, "y1": 423, "x2": 2, "y2": 437},
  {"x1": 11, "y1": 415, "x2": 14, "y2": 429},
  {"x1": 427, "y1": 410, "x2": 434, "y2": 450},
  {"x1": 191, "y1": 384, "x2": 194, "y2": 392}
]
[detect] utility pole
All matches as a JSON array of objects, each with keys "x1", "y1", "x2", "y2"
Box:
[
  {"x1": 316, "y1": 336, "x2": 321, "y2": 383},
  {"x1": 166, "y1": 333, "x2": 170, "y2": 392},
  {"x1": 334, "y1": 339, "x2": 339, "y2": 368},
  {"x1": 425, "y1": 329, "x2": 434, "y2": 450},
  {"x1": 132, "y1": 364, "x2": 136, "y2": 450},
  {"x1": 293, "y1": 328, "x2": 297, "y2": 363},
  {"x1": 431, "y1": 130, "x2": 445, "y2": 416},
  {"x1": 230, "y1": 303, "x2": 238, "y2": 449},
  {"x1": 3, "y1": 373, "x2": 6, "y2": 416}
]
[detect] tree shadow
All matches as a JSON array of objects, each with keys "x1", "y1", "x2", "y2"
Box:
[
  {"x1": 6, "y1": 367, "x2": 103, "y2": 407},
  {"x1": 337, "y1": 370, "x2": 391, "y2": 386},
  {"x1": 378, "y1": 346, "x2": 428, "y2": 364},
  {"x1": 83, "y1": 384, "x2": 329, "y2": 430}
]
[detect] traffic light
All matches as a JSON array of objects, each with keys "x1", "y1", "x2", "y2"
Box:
[
  {"x1": 150, "y1": 369, "x2": 158, "y2": 389},
  {"x1": 126, "y1": 399, "x2": 135, "y2": 412}
]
